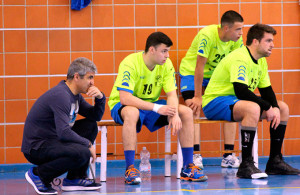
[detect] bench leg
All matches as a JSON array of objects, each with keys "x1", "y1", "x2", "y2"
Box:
[
  {"x1": 100, "y1": 126, "x2": 107, "y2": 182},
  {"x1": 88, "y1": 131, "x2": 98, "y2": 179},
  {"x1": 176, "y1": 137, "x2": 183, "y2": 179},
  {"x1": 238, "y1": 123, "x2": 258, "y2": 168},
  {"x1": 88, "y1": 149, "x2": 96, "y2": 179},
  {"x1": 165, "y1": 126, "x2": 171, "y2": 177}
]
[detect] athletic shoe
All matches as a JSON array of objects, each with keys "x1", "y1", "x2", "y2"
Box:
[
  {"x1": 265, "y1": 154, "x2": 300, "y2": 175},
  {"x1": 61, "y1": 178, "x2": 101, "y2": 191},
  {"x1": 25, "y1": 167, "x2": 58, "y2": 195},
  {"x1": 221, "y1": 153, "x2": 240, "y2": 168},
  {"x1": 193, "y1": 154, "x2": 204, "y2": 169},
  {"x1": 180, "y1": 163, "x2": 208, "y2": 182},
  {"x1": 124, "y1": 165, "x2": 141, "y2": 185},
  {"x1": 236, "y1": 157, "x2": 268, "y2": 179}
]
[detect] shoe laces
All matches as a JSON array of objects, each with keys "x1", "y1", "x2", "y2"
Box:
[
  {"x1": 227, "y1": 154, "x2": 239, "y2": 164},
  {"x1": 188, "y1": 164, "x2": 202, "y2": 175},
  {"x1": 125, "y1": 167, "x2": 140, "y2": 178}
]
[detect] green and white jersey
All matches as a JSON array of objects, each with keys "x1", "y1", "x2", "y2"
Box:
[
  {"x1": 202, "y1": 46, "x2": 271, "y2": 107},
  {"x1": 179, "y1": 24, "x2": 243, "y2": 78},
  {"x1": 108, "y1": 52, "x2": 177, "y2": 110}
]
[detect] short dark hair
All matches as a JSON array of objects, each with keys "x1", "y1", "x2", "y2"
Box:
[
  {"x1": 145, "y1": 32, "x2": 173, "y2": 53},
  {"x1": 220, "y1": 10, "x2": 244, "y2": 28},
  {"x1": 246, "y1": 23, "x2": 277, "y2": 46}
]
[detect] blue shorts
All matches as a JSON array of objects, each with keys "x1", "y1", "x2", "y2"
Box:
[
  {"x1": 110, "y1": 99, "x2": 168, "y2": 133},
  {"x1": 180, "y1": 74, "x2": 210, "y2": 92},
  {"x1": 203, "y1": 95, "x2": 240, "y2": 122}
]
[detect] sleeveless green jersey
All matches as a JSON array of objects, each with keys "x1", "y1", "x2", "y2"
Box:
[
  {"x1": 179, "y1": 24, "x2": 243, "y2": 78},
  {"x1": 202, "y1": 46, "x2": 271, "y2": 107},
  {"x1": 108, "y1": 52, "x2": 177, "y2": 110}
]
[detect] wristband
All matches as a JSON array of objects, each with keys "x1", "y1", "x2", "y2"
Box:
[{"x1": 152, "y1": 103, "x2": 163, "y2": 113}]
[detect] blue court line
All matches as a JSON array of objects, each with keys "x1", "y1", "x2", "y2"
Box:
[{"x1": 96, "y1": 186, "x2": 300, "y2": 194}]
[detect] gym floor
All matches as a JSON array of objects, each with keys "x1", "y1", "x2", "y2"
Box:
[{"x1": 1, "y1": 159, "x2": 300, "y2": 195}]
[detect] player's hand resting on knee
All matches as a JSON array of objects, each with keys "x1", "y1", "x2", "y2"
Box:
[
  {"x1": 189, "y1": 96, "x2": 202, "y2": 116},
  {"x1": 157, "y1": 105, "x2": 176, "y2": 116},
  {"x1": 265, "y1": 107, "x2": 275, "y2": 122},
  {"x1": 271, "y1": 107, "x2": 280, "y2": 129},
  {"x1": 168, "y1": 114, "x2": 182, "y2": 136}
]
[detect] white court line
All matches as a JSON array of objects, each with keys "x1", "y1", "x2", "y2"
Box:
[
  {"x1": 0, "y1": 69, "x2": 299, "y2": 78},
  {"x1": 0, "y1": 24, "x2": 299, "y2": 31}
]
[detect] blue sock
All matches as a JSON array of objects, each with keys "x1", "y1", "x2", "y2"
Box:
[
  {"x1": 124, "y1": 150, "x2": 135, "y2": 169},
  {"x1": 181, "y1": 147, "x2": 193, "y2": 168}
]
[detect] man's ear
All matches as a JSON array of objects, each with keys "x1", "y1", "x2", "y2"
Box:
[
  {"x1": 223, "y1": 24, "x2": 230, "y2": 32},
  {"x1": 74, "y1": 73, "x2": 80, "y2": 80},
  {"x1": 148, "y1": 46, "x2": 155, "y2": 54},
  {"x1": 252, "y1": 39, "x2": 259, "y2": 46}
]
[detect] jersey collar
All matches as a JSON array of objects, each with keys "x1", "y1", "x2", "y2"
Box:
[{"x1": 246, "y1": 46, "x2": 258, "y2": 64}]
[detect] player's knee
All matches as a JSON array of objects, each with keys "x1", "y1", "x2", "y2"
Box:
[
  {"x1": 88, "y1": 121, "x2": 98, "y2": 141},
  {"x1": 247, "y1": 102, "x2": 261, "y2": 121},
  {"x1": 278, "y1": 101, "x2": 289, "y2": 118},
  {"x1": 178, "y1": 104, "x2": 193, "y2": 119},
  {"x1": 122, "y1": 106, "x2": 139, "y2": 123}
]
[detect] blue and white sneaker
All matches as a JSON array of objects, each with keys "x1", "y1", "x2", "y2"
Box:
[
  {"x1": 180, "y1": 163, "x2": 208, "y2": 182},
  {"x1": 221, "y1": 153, "x2": 240, "y2": 168},
  {"x1": 61, "y1": 178, "x2": 101, "y2": 191},
  {"x1": 125, "y1": 165, "x2": 141, "y2": 185},
  {"x1": 25, "y1": 167, "x2": 58, "y2": 195}
]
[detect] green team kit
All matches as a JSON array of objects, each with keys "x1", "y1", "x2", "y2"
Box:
[
  {"x1": 180, "y1": 25, "x2": 244, "y2": 79},
  {"x1": 108, "y1": 52, "x2": 177, "y2": 110},
  {"x1": 202, "y1": 46, "x2": 271, "y2": 108}
]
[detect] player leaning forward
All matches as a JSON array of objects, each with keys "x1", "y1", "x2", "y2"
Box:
[
  {"x1": 108, "y1": 32, "x2": 208, "y2": 184},
  {"x1": 202, "y1": 23, "x2": 300, "y2": 179}
]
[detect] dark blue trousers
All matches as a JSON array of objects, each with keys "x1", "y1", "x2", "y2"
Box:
[{"x1": 24, "y1": 119, "x2": 98, "y2": 184}]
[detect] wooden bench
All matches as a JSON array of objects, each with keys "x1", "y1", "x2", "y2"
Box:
[{"x1": 91, "y1": 119, "x2": 259, "y2": 181}]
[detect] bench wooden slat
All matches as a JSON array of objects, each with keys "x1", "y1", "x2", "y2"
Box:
[
  {"x1": 97, "y1": 119, "x2": 234, "y2": 126},
  {"x1": 97, "y1": 121, "x2": 122, "y2": 126},
  {"x1": 193, "y1": 119, "x2": 234, "y2": 124}
]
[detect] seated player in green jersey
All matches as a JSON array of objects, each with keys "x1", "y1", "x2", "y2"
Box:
[
  {"x1": 202, "y1": 23, "x2": 300, "y2": 179},
  {"x1": 179, "y1": 10, "x2": 244, "y2": 169},
  {"x1": 108, "y1": 32, "x2": 208, "y2": 185}
]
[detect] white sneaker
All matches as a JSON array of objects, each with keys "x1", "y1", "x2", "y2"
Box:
[
  {"x1": 221, "y1": 153, "x2": 240, "y2": 168},
  {"x1": 193, "y1": 154, "x2": 204, "y2": 169}
]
